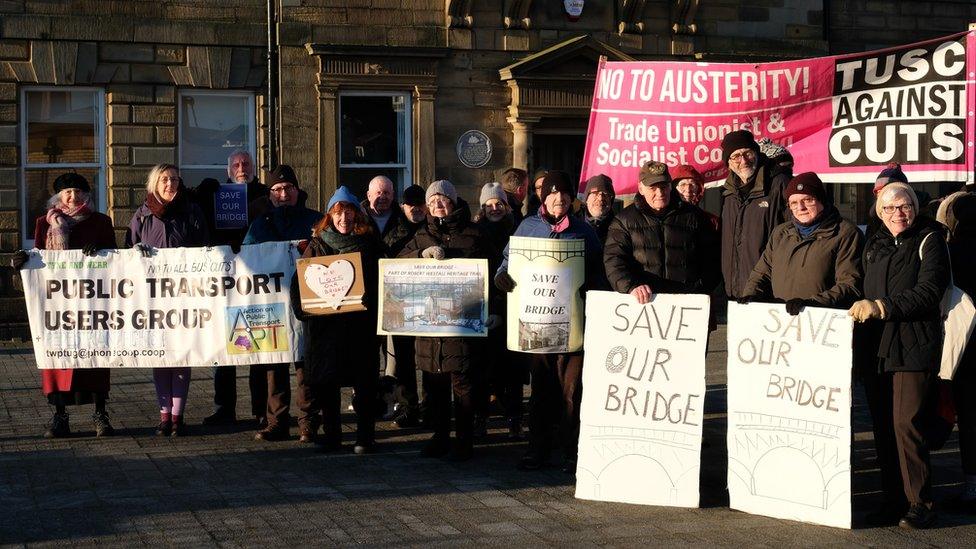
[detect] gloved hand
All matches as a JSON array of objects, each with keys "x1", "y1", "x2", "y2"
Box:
[
  {"x1": 848, "y1": 299, "x2": 882, "y2": 323},
  {"x1": 736, "y1": 295, "x2": 753, "y2": 305},
  {"x1": 81, "y1": 244, "x2": 98, "y2": 257},
  {"x1": 133, "y1": 243, "x2": 152, "y2": 258},
  {"x1": 421, "y1": 246, "x2": 445, "y2": 260},
  {"x1": 10, "y1": 250, "x2": 28, "y2": 270},
  {"x1": 494, "y1": 270, "x2": 516, "y2": 292},
  {"x1": 629, "y1": 284, "x2": 653, "y2": 305},
  {"x1": 485, "y1": 314, "x2": 502, "y2": 330},
  {"x1": 785, "y1": 298, "x2": 806, "y2": 316}
]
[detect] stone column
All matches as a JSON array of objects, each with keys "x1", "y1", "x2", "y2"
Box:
[
  {"x1": 413, "y1": 85, "x2": 437, "y2": 186},
  {"x1": 316, "y1": 84, "x2": 339, "y2": 211},
  {"x1": 506, "y1": 116, "x2": 538, "y2": 171}
]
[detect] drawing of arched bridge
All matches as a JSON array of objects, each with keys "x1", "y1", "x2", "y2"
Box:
[
  {"x1": 575, "y1": 423, "x2": 701, "y2": 507},
  {"x1": 728, "y1": 411, "x2": 850, "y2": 511}
]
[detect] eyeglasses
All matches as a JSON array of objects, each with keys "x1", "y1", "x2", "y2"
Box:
[
  {"x1": 881, "y1": 204, "x2": 914, "y2": 215},
  {"x1": 270, "y1": 184, "x2": 296, "y2": 194},
  {"x1": 729, "y1": 150, "x2": 756, "y2": 163},
  {"x1": 788, "y1": 197, "x2": 817, "y2": 210},
  {"x1": 159, "y1": 176, "x2": 180, "y2": 183},
  {"x1": 588, "y1": 191, "x2": 612, "y2": 199}
]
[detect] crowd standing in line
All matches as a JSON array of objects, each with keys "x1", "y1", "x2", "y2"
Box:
[{"x1": 11, "y1": 129, "x2": 976, "y2": 530}]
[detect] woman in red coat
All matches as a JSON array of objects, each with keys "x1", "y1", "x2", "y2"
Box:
[{"x1": 13, "y1": 173, "x2": 116, "y2": 438}]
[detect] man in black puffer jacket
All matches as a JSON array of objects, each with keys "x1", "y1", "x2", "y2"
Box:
[{"x1": 604, "y1": 161, "x2": 721, "y2": 301}]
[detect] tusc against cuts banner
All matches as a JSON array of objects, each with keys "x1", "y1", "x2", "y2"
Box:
[
  {"x1": 726, "y1": 302, "x2": 853, "y2": 529},
  {"x1": 21, "y1": 242, "x2": 303, "y2": 369},
  {"x1": 581, "y1": 31, "x2": 976, "y2": 195},
  {"x1": 576, "y1": 291, "x2": 709, "y2": 508}
]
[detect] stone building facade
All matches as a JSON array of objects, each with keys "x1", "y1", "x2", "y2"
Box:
[{"x1": 0, "y1": 0, "x2": 973, "y2": 335}]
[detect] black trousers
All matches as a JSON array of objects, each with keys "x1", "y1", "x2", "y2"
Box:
[
  {"x1": 318, "y1": 367, "x2": 378, "y2": 447},
  {"x1": 392, "y1": 335, "x2": 420, "y2": 409},
  {"x1": 248, "y1": 363, "x2": 291, "y2": 427},
  {"x1": 863, "y1": 368, "x2": 935, "y2": 505},
  {"x1": 527, "y1": 352, "x2": 583, "y2": 460},
  {"x1": 212, "y1": 365, "x2": 237, "y2": 413},
  {"x1": 423, "y1": 369, "x2": 474, "y2": 446},
  {"x1": 954, "y1": 343, "x2": 976, "y2": 475}
]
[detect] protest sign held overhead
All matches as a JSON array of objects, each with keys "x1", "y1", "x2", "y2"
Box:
[
  {"x1": 506, "y1": 237, "x2": 585, "y2": 353},
  {"x1": 581, "y1": 31, "x2": 976, "y2": 194},
  {"x1": 21, "y1": 242, "x2": 303, "y2": 369},
  {"x1": 726, "y1": 302, "x2": 854, "y2": 529},
  {"x1": 576, "y1": 291, "x2": 709, "y2": 508},
  {"x1": 377, "y1": 258, "x2": 489, "y2": 337}
]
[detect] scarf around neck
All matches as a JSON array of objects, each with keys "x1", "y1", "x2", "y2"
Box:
[
  {"x1": 539, "y1": 205, "x2": 571, "y2": 233},
  {"x1": 45, "y1": 202, "x2": 91, "y2": 250}
]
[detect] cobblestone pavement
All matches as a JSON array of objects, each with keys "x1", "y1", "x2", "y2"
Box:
[{"x1": 1, "y1": 327, "x2": 975, "y2": 547}]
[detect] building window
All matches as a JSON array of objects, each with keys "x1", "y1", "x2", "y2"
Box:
[
  {"x1": 21, "y1": 87, "x2": 105, "y2": 247},
  {"x1": 339, "y1": 92, "x2": 412, "y2": 198},
  {"x1": 178, "y1": 91, "x2": 256, "y2": 187}
]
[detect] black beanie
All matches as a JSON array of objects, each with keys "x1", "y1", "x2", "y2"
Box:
[
  {"x1": 584, "y1": 174, "x2": 615, "y2": 198},
  {"x1": 540, "y1": 170, "x2": 574, "y2": 200},
  {"x1": 721, "y1": 130, "x2": 760, "y2": 164},
  {"x1": 402, "y1": 184, "x2": 425, "y2": 206},
  {"x1": 53, "y1": 173, "x2": 91, "y2": 194},
  {"x1": 269, "y1": 164, "x2": 299, "y2": 189}
]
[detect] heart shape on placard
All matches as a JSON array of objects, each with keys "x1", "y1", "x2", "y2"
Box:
[{"x1": 304, "y1": 260, "x2": 355, "y2": 309}]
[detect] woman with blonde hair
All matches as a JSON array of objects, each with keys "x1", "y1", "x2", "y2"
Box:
[{"x1": 126, "y1": 163, "x2": 210, "y2": 436}]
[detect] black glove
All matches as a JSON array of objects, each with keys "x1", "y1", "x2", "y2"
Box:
[
  {"x1": 736, "y1": 295, "x2": 753, "y2": 305},
  {"x1": 10, "y1": 250, "x2": 28, "y2": 270},
  {"x1": 134, "y1": 243, "x2": 152, "y2": 257},
  {"x1": 82, "y1": 244, "x2": 98, "y2": 257},
  {"x1": 785, "y1": 298, "x2": 806, "y2": 316},
  {"x1": 494, "y1": 270, "x2": 516, "y2": 292}
]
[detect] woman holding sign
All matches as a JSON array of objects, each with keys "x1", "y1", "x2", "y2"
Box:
[
  {"x1": 290, "y1": 186, "x2": 383, "y2": 455},
  {"x1": 10, "y1": 173, "x2": 116, "y2": 438},
  {"x1": 850, "y1": 182, "x2": 949, "y2": 529},
  {"x1": 126, "y1": 163, "x2": 210, "y2": 437}
]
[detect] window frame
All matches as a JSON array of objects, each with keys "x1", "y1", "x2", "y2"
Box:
[
  {"x1": 337, "y1": 90, "x2": 413, "y2": 193},
  {"x1": 176, "y1": 89, "x2": 257, "y2": 177},
  {"x1": 19, "y1": 86, "x2": 106, "y2": 247}
]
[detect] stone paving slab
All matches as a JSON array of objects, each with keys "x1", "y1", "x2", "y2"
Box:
[{"x1": 1, "y1": 327, "x2": 975, "y2": 547}]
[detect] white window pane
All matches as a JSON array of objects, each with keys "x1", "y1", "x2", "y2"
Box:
[
  {"x1": 180, "y1": 93, "x2": 252, "y2": 166},
  {"x1": 339, "y1": 95, "x2": 408, "y2": 166},
  {"x1": 26, "y1": 90, "x2": 98, "y2": 164}
]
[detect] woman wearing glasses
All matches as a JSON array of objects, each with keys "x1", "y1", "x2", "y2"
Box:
[
  {"x1": 849, "y1": 181, "x2": 949, "y2": 529},
  {"x1": 739, "y1": 172, "x2": 864, "y2": 314}
]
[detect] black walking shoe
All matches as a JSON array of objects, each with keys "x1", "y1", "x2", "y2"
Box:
[
  {"x1": 44, "y1": 412, "x2": 70, "y2": 438},
  {"x1": 393, "y1": 406, "x2": 420, "y2": 428},
  {"x1": 202, "y1": 409, "x2": 236, "y2": 425},
  {"x1": 899, "y1": 503, "x2": 936, "y2": 529},
  {"x1": 92, "y1": 411, "x2": 115, "y2": 437}
]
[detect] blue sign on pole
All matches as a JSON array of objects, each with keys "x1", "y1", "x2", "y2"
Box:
[{"x1": 215, "y1": 184, "x2": 248, "y2": 230}]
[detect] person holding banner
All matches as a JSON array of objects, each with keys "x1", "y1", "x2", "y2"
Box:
[
  {"x1": 849, "y1": 182, "x2": 949, "y2": 529},
  {"x1": 126, "y1": 164, "x2": 210, "y2": 436},
  {"x1": 603, "y1": 161, "x2": 720, "y2": 303},
  {"x1": 475, "y1": 181, "x2": 526, "y2": 439},
  {"x1": 398, "y1": 179, "x2": 499, "y2": 461},
  {"x1": 194, "y1": 150, "x2": 269, "y2": 427},
  {"x1": 495, "y1": 170, "x2": 603, "y2": 472},
  {"x1": 11, "y1": 173, "x2": 116, "y2": 438},
  {"x1": 718, "y1": 130, "x2": 789, "y2": 299},
  {"x1": 740, "y1": 172, "x2": 864, "y2": 313},
  {"x1": 291, "y1": 186, "x2": 382, "y2": 454},
  {"x1": 242, "y1": 165, "x2": 323, "y2": 442}
]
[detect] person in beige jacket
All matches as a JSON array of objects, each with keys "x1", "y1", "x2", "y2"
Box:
[{"x1": 740, "y1": 172, "x2": 864, "y2": 314}]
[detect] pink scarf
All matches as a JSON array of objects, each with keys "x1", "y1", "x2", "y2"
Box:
[
  {"x1": 539, "y1": 204, "x2": 571, "y2": 233},
  {"x1": 45, "y1": 203, "x2": 91, "y2": 250}
]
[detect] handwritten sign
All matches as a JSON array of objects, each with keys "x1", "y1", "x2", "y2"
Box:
[
  {"x1": 506, "y1": 237, "x2": 584, "y2": 353},
  {"x1": 295, "y1": 252, "x2": 365, "y2": 315},
  {"x1": 215, "y1": 184, "x2": 248, "y2": 229},
  {"x1": 575, "y1": 291, "x2": 709, "y2": 507},
  {"x1": 726, "y1": 302, "x2": 853, "y2": 529}
]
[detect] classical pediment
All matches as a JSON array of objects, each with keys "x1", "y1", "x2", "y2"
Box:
[{"x1": 499, "y1": 35, "x2": 634, "y2": 83}]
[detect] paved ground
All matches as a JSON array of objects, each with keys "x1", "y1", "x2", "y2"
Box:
[{"x1": 1, "y1": 327, "x2": 975, "y2": 547}]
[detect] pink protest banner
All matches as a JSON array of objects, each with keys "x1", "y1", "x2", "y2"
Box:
[{"x1": 580, "y1": 31, "x2": 976, "y2": 195}]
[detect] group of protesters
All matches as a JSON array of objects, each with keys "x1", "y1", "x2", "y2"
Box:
[{"x1": 12, "y1": 128, "x2": 976, "y2": 529}]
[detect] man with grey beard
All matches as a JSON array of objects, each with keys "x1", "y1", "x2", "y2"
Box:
[{"x1": 719, "y1": 130, "x2": 789, "y2": 299}]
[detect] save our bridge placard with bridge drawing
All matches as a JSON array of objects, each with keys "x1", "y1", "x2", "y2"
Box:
[
  {"x1": 726, "y1": 302, "x2": 854, "y2": 529},
  {"x1": 575, "y1": 291, "x2": 710, "y2": 508}
]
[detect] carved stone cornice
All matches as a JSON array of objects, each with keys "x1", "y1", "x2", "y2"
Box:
[
  {"x1": 305, "y1": 44, "x2": 448, "y2": 89},
  {"x1": 446, "y1": 0, "x2": 474, "y2": 29}
]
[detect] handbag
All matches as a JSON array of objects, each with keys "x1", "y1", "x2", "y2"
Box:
[{"x1": 919, "y1": 232, "x2": 976, "y2": 380}]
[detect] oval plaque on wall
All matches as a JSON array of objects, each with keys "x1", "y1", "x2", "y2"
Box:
[{"x1": 457, "y1": 130, "x2": 492, "y2": 168}]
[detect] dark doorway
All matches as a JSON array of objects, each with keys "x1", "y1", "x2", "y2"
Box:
[{"x1": 533, "y1": 133, "x2": 586, "y2": 183}]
